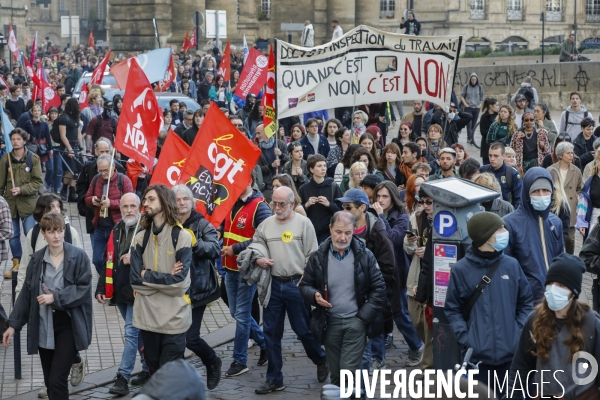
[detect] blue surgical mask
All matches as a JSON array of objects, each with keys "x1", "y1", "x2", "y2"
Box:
[
  {"x1": 488, "y1": 231, "x2": 509, "y2": 251},
  {"x1": 544, "y1": 284, "x2": 572, "y2": 311},
  {"x1": 531, "y1": 195, "x2": 551, "y2": 211}
]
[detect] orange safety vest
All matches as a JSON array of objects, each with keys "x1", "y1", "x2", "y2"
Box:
[
  {"x1": 105, "y1": 230, "x2": 116, "y2": 299},
  {"x1": 222, "y1": 196, "x2": 264, "y2": 271}
]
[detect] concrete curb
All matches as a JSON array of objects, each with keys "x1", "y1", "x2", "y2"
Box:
[{"x1": 9, "y1": 322, "x2": 236, "y2": 400}]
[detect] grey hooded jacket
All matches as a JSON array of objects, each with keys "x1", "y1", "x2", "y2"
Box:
[{"x1": 460, "y1": 73, "x2": 485, "y2": 108}]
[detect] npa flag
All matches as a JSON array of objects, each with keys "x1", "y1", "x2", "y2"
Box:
[
  {"x1": 114, "y1": 58, "x2": 162, "y2": 172},
  {"x1": 8, "y1": 24, "x2": 19, "y2": 62},
  {"x1": 110, "y1": 48, "x2": 172, "y2": 90},
  {"x1": 234, "y1": 48, "x2": 268, "y2": 99},
  {"x1": 30, "y1": 32, "x2": 37, "y2": 66},
  {"x1": 189, "y1": 27, "x2": 197, "y2": 48},
  {"x1": 0, "y1": 103, "x2": 14, "y2": 152},
  {"x1": 88, "y1": 30, "x2": 95, "y2": 49},
  {"x1": 243, "y1": 34, "x2": 249, "y2": 63},
  {"x1": 91, "y1": 50, "x2": 111, "y2": 85},
  {"x1": 178, "y1": 103, "x2": 261, "y2": 228},
  {"x1": 150, "y1": 130, "x2": 190, "y2": 186},
  {"x1": 79, "y1": 83, "x2": 90, "y2": 106},
  {"x1": 218, "y1": 40, "x2": 231, "y2": 82},
  {"x1": 39, "y1": 68, "x2": 61, "y2": 113},
  {"x1": 156, "y1": 54, "x2": 176, "y2": 92},
  {"x1": 262, "y1": 48, "x2": 276, "y2": 138},
  {"x1": 182, "y1": 31, "x2": 190, "y2": 53}
]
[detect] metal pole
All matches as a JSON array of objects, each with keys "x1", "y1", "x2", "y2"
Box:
[
  {"x1": 574, "y1": 0, "x2": 578, "y2": 46},
  {"x1": 288, "y1": 32, "x2": 292, "y2": 44},
  {"x1": 195, "y1": 13, "x2": 200, "y2": 52},
  {"x1": 12, "y1": 271, "x2": 21, "y2": 380},
  {"x1": 541, "y1": 12, "x2": 545, "y2": 63},
  {"x1": 68, "y1": 12, "x2": 72, "y2": 51},
  {"x1": 153, "y1": 18, "x2": 161, "y2": 48},
  {"x1": 215, "y1": 11, "x2": 219, "y2": 51}
]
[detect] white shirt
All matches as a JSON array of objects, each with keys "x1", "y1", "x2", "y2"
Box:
[{"x1": 332, "y1": 26, "x2": 343, "y2": 41}]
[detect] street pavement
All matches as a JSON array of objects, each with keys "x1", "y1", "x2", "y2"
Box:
[{"x1": 0, "y1": 108, "x2": 595, "y2": 399}]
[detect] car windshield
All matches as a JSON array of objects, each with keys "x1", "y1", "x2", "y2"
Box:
[{"x1": 74, "y1": 75, "x2": 118, "y2": 93}]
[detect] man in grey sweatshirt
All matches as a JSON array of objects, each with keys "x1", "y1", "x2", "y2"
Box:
[{"x1": 460, "y1": 72, "x2": 485, "y2": 145}]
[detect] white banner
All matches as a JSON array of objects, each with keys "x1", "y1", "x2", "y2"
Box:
[{"x1": 276, "y1": 25, "x2": 462, "y2": 118}]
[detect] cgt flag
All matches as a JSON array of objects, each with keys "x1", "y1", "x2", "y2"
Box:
[
  {"x1": 234, "y1": 47, "x2": 269, "y2": 99},
  {"x1": 262, "y1": 48, "x2": 276, "y2": 138},
  {"x1": 114, "y1": 58, "x2": 163, "y2": 173},
  {"x1": 91, "y1": 50, "x2": 111, "y2": 85},
  {"x1": 218, "y1": 40, "x2": 231, "y2": 82},
  {"x1": 88, "y1": 30, "x2": 95, "y2": 49},
  {"x1": 150, "y1": 130, "x2": 190, "y2": 186},
  {"x1": 179, "y1": 103, "x2": 261, "y2": 228}
]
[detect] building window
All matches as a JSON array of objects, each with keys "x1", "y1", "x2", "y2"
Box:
[
  {"x1": 237, "y1": 0, "x2": 240, "y2": 22},
  {"x1": 587, "y1": 0, "x2": 600, "y2": 21},
  {"x1": 380, "y1": 0, "x2": 395, "y2": 19},
  {"x1": 58, "y1": 0, "x2": 65, "y2": 12},
  {"x1": 82, "y1": 0, "x2": 88, "y2": 18},
  {"x1": 546, "y1": 0, "x2": 562, "y2": 21},
  {"x1": 97, "y1": 0, "x2": 104, "y2": 19},
  {"x1": 261, "y1": 0, "x2": 271, "y2": 18},
  {"x1": 470, "y1": 0, "x2": 485, "y2": 19},
  {"x1": 507, "y1": 0, "x2": 523, "y2": 20}
]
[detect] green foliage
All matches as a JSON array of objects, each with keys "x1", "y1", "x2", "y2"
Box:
[
  {"x1": 582, "y1": 47, "x2": 600, "y2": 54},
  {"x1": 481, "y1": 47, "x2": 492, "y2": 56}
]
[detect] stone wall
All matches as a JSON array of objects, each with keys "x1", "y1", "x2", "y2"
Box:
[{"x1": 455, "y1": 61, "x2": 599, "y2": 112}]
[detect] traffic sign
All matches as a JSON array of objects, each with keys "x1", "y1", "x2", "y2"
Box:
[
  {"x1": 434, "y1": 211, "x2": 458, "y2": 237},
  {"x1": 281, "y1": 23, "x2": 305, "y2": 31},
  {"x1": 192, "y1": 12, "x2": 204, "y2": 26}
]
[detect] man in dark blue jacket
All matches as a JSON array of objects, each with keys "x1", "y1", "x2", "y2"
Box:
[
  {"x1": 445, "y1": 211, "x2": 533, "y2": 396},
  {"x1": 504, "y1": 167, "x2": 564, "y2": 301},
  {"x1": 480, "y1": 142, "x2": 522, "y2": 208},
  {"x1": 300, "y1": 118, "x2": 330, "y2": 160}
]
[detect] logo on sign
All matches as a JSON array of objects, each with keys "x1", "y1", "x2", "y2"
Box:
[
  {"x1": 288, "y1": 98, "x2": 298, "y2": 108},
  {"x1": 307, "y1": 93, "x2": 315, "y2": 102},
  {"x1": 434, "y1": 211, "x2": 457, "y2": 237},
  {"x1": 256, "y1": 55, "x2": 268, "y2": 68},
  {"x1": 44, "y1": 87, "x2": 55, "y2": 99}
]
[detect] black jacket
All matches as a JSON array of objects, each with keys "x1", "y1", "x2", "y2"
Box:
[
  {"x1": 76, "y1": 158, "x2": 125, "y2": 233},
  {"x1": 95, "y1": 221, "x2": 136, "y2": 305},
  {"x1": 432, "y1": 110, "x2": 473, "y2": 146},
  {"x1": 8, "y1": 243, "x2": 93, "y2": 354},
  {"x1": 415, "y1": 212, "x2": 434, "y2": 305},
  {"x1": 580, "y1": 221, "x2": 600, "y2": 275},
  {"x1": 298, "y1": 178, "x2": 342, "y2": 236},
  {"x1": 182, "y1": 211, "x2": 221, "y2": 307},
  {"x1": 479, "y1": 111, "x2": 498, "y2": 159},
  {"x1": 299, "y1": 237, "x2": 387, "y2": 343},
  {"x1": 573, "y1": 132, "x2": 598, "y2": 170}
]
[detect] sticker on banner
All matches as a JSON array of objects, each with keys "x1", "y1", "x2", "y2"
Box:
[
  {"x1": 433, "y1": 244, "x2": 457, "y2": 307},
  {"x1": 434, "y1": 211, "x2": 457, "y2": 237}
]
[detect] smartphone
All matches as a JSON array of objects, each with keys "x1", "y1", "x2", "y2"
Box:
[{"x1": 406, "y1": 230, "x2": 418, "y2": 237}]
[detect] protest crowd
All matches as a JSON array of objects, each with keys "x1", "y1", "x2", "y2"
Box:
[{"x1": 1, "y1": 17, "x2": 600, "y2": 400}]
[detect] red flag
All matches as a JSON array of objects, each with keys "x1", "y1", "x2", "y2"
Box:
[
  {"x1": 41, "y1": 77, "x2": 61, "y2": 113},
  {"x1": 150, "y1": 130, "x2": 190, "y2": 186},
  {"x1": 189, "y1": 27, "x2": 197, "y2": 48},
  {"x1": 7, "y1": 24, "x2": 19, "y2": 62},
  {"x1": 0, "y1": 75, "x2": 8, "y2": 89},
  {"x1": 218, "y1": 40, "x2": 231, "y2": 82},
  {"x1": 182, "y1": 31, "x2": 190, "y2": 53},
  {"x1": 23, "y1": 57, "x2": 39, "y2": 87},
  {"x1": 234, "y1": 48, "x2": 269, "y2": 99},
  {"x1": 114, "y1": 58, "x2": 162, "y2": 173},
  {"x1": 178, "y1": 103, "x2": 261, "y2": 228},
  {"x1": 263, "y1": 48, "x2": 276, "y2": 138},
  {"x1": 156, "y1": 54, "x2": 176, "y2": 92},
  {"x1": 79, "y1": 83, "x2": 89, "y2": 106},
  {"x1": 31, "y1": 62, "x2": 42, "y2": 102},
  {"x1": 88, "y1": 30, "x2": 95, "y2": 49},
  {"x1": 30, "y1": 32, "x2": 37, "y2": 66},
  {"x1": 90, "y1": 50, "x2": 111, "y2": 85}
]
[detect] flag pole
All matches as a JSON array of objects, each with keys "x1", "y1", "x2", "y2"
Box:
[
  {"x1": 128, "y1": 212, "x2": 143, "y2": 256},
  {"x1": 7, "y1": 152, "x2": 15, "y2": 188},
  {"x1": 105, "y1": 147, "x2": 116, "y2": 198}
]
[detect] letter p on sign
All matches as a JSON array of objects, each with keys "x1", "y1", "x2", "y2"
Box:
[{"x1": 434, "y1": 211, "x2": 457, "y2": 237}]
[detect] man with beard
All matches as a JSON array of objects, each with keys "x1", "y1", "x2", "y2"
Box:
[
  {"x1": 130, "y1": 184, "x2": 193, "y2": 375},
  {"x1": 96, "y1": 193, "x2": 150, "y2": 395},
  {"x1": 299, "y1": 211, "x2": 386, "y2": 389},
  {"x1": 402, "y1": 100, "x2": 425, "y2": 136},
  {"x1": 429, "y1": 147, "x2": 460, "y2": 180},
  {"x1": 250, "y1": 186, "x2": 328, "y2": 394},
  {"x1": 513, "y1": 94, "x2": 533, "y2": 129}
]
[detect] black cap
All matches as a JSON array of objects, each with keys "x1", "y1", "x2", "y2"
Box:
[
  {"x1": 359, "y1": 174, "x2": 383, "y2": 189},
  {"x1": 545, "y1": 253, "x2": 586, "y2": 298}
]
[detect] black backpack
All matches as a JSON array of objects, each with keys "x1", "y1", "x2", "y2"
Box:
[
  {"x1": 31, "y1": 223, "x2": 73, "y2": 252},
  {"x1": 139, "y1": 225, "x2": 182, "y2": 254},
  {"x1": 5, "y1": 150, "x2": 34, "y2": 175},
  {"x1": 517, "y1": 86, "x2": 534, "y2": 106},
  {"x1": 50, "y1": 121, "x2": 62, "y2": 144}
]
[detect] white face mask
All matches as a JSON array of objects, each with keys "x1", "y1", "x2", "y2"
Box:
[
  {"x1": 447, "y1": 112, "x2": 456, "y2": 120},
  {"x1": 544, "y1": 284, "x2": 572, "y2": 311}
]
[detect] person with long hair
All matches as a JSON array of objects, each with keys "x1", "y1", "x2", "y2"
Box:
[
  {"x1": 534, "y1": 103, "x2": 558, "y2": 149},
  {"x1": 379, "y1": 143, "x2": 402, "y2": 186},
  {"x1": 340, "y1": 147, "x2": 382, "y2": 192},
  {"x1": 271, "y1": 174, "x2": 306, "y2": 216},
  {"x1": 282, "y1": 142, "x2": 310, "y2": 191},
  {"x1": 230, "y1": 70, "x2": 240, "y2": 93},
  {"x1": 392, "y1": 122, "x2": 417, "y2": 148},
  {"x1": 372, "y1": 181, "x2": 424, "y2": 365},
  {"x1": 323, "y1": 118, "x2": 342, "y2": 150},
  {"x1": 352, "y1": 110, "x2": 368, "y2": 143},
  {"x1": 209, "y1": 75, "x2": 232, "y2": 108},
  {"x1": 342, "y1": 161, "x2": 368, "y2": 194},
  {"x1": 458, "y1": 157, "x2": 481, "y2": 181},
  {"x1": 405, "y1": 174, "x2": 425, "y2": 214},
  {"x1": 180, "y1": 79, "x2": 195, "y2": 100},
  {"x1": 508, "y1": 255, "x2": 599, "y2": 399},
  {"x1": 549, "y1": 166, "x2": 572, "y2": 246},
  {"x1": 511, "y1": 111, "x2": 551, "y2": 173},
  {"x1": 547, "y1": 141, "x2": 581, "y2": 253},
  {"x1": 58, "y1": 98, "x2": 83, "y2": 202},
  {"x1": 426, "y1": 124, "x2": 446, "y2": 159},
  {"x1": 473, "y1": 173, "x2": 515, "y2": 217},
  {"x1": 486, "y1": 105, "x2": 518, "y2": 147},
  {"x1": 334, "y1": 144, "x2": 360, "y2": 185},
  {"x1": 181, "y1": 109, "x2": 205, "y2": 147},
  {"x1": 289, "y1": 124, "x2": 306, "y2": 143},
  {"x1": 244, "y1": 101, "x2": 264, "y2": 139},
  {"x1": 111, "y1": 94, "x2": 123, "y2": 119},
  {"x1": 575, "y1": 151, "x2": 600, "y2": 238},
  {"x1": 162, "y1": 109, "x2": 173, "y2": 132},
  {"x1": 4, "y1": 212, "x2": 93, "y2": 400},
  {"x1": 23, "y1": 104, "x2": 52, "y2": 165},
  {"x1": 479, "y1": 98, "x2": 499, "y2": 164},
  {"x1": 451, "y1": 143, "x2": 468, "y2": 167},
  {"x1": 359, "y1": 132, "x2": 380, "y2": 165},
  {"x1": 326, "y1": 127, "x2": 351, "y2": 176},
  {"x1": 44, "y1": 106, "x2": 63, "y2": 193}
]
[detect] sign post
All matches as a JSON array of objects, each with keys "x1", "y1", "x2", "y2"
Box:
[
  {"x1": 420, "y1": 178, "x2": 499, "y2": 370},
  {"x1": 280, "y1": 22, "x2": 305, "y2": 45},
  {"x1": 206, "y1": 10, "x2": 226, "y2": 51},
  {"x1": 192, "y1": 12, "x2": 204, "y2": 52}
]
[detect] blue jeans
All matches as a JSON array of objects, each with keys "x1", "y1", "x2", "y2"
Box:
[
  {"x1": 45, "y1": 151, "x2": 63, "y2": 192},
  {"x1": 224, "y1": 270, "x2": 266, "y2": 366},
  {"x1": 393, "y1": 289, "x2": 423, "y2": 350},
  {"x1": 10, "y1": 215, "x2": 36, "y2": 261},
  {"x1": 362, "y1": 334, "x2": 386, "y2": 369},
  {"x1": 92, "y1": 226, "x2": 113, "y2": 276},
  {"x1": 263, "y1": 278, "x2": 326, "y2": 385},
  {"x1": 116, "y1": 303, "x2": 147, "y2": 381}
]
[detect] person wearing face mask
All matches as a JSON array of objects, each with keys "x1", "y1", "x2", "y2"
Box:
[
  {"x1": 503, "y1": 168, "x2": 565, "y2": 301},
  {"x1": 508, "y1": 254, "x2": 600, "y2": 399},
  {"x1": 445, "y1": 211, "x2": 533, "y2": 396},
  {"x1": 431, "y1": 103, "x2": 472, "y2": 146}
]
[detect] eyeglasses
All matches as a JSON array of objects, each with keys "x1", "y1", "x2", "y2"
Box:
[
  {"x1": 557, "y1": 134, "x2": 572, "y2": 141},
  {"x1": 98, "y1": 169, "x2": 110, "y2": 173},
  {"x1": 523, "y1": 118, "x2": 534, "y2": 122},
  {"x1": 270, "y1": 201, "x2": 290, "y2": 209},
  {"x1": 418, "y1": 199, "x2": 433, "y2": 205},
  {"x1": 342, "y1": 204, "x2": 355, "y2": 211}
]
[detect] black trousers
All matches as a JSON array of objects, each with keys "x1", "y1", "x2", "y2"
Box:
[
  {"x1": 38, "y1": 310, "x2": 78, "y2": 400},
  {"x1": 186, "y1": 305, "x2": 217, "y2": 366},
  {"x1": 141, "y1": 330, "x2": 186, "y2": 375}
]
